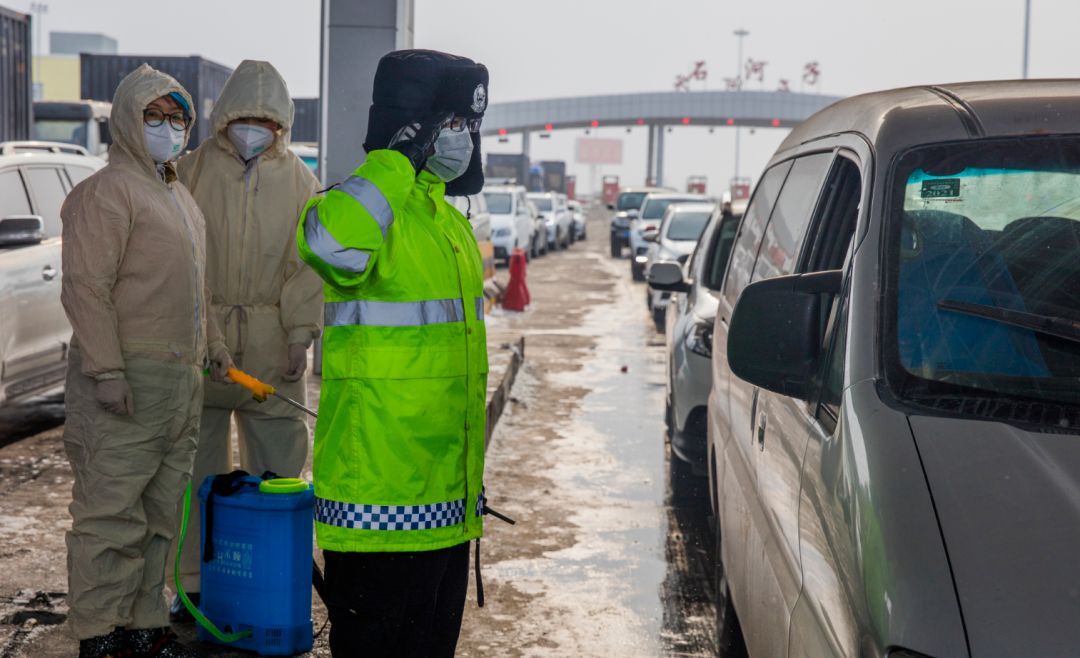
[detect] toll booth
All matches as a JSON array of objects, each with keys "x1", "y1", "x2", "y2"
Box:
[
  {"x1": 687, "y1": 175, "x2": 707, "y2": 194},
  {"x1": 730, "y1": 177, "x2": 752, "y2": 200},
  {"x1": 602, "y1": 175, "x2": 620, "y2": 206},
  {"x1": 566, "y1": 175, "x2": 576, "y2": 200}
]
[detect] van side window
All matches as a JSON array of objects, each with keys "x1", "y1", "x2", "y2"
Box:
[
  {"x1": 65, "y1": 165, "x2": 95, "y2": 187},
  {"x1": 715, "y1": 160, "x2": 792, "y2": 298},
  {"x1": 0, "y1": 169, "x2": 31, "y2": 218},
  {"x1": 803, "y1": 154, "x2": 864, "y2": 430},
  {"x1": 23, "y1": 167, "x2": 68, "y2": 238},
  {"x1": 751, "y1": 152, "x2": 833, "y2": 282}
]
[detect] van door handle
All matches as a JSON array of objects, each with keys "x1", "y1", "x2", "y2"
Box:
[
  {"x1": 756, "y1": 413, "x2": 767, "y2": 451},
  {"x1": 42, "y1": 265, "x2": 57, "y2": 281}
]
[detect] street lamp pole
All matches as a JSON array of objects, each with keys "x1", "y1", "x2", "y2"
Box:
[
  {"x1": 733, "y1": 28, "x2": 749, "y2": 183},
  {"x1": 1022, "y1": 0, "x2": 1031, "y2": 79}
]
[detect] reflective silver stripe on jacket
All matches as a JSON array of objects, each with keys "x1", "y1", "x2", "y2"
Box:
[
  {"x1": 325, "y1": 298, "x2": 466, "y2": 327},
  {"x1": 338, "y1": 175, "x2": 394, "y2": 238},
  {"x1": 315, "y1": 496, "x2": 465, "y2": 530},
  {"x1": 475, "y1": 297, "x2": 485, "y2": 322},
  {"x1": 304, "y1": 206, "x2": 371, "y2": 273}
]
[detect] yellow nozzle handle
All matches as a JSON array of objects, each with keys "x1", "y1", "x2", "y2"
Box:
[{"x1": 227, "y1": 367, "x2": 276, "y2": 402}]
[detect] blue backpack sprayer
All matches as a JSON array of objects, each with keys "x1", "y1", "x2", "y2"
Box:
[{"x1": 173, "y1": 367, "x2": 324, "y2": 656}]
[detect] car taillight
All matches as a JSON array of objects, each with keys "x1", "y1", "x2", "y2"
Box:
[{"x1": 686, "y1": 319, "x2": 714, "y2": 358}]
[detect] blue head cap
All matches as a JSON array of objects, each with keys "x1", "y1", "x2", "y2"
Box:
[{"x1": 168, "y1": 92, "x2": 191, "y2": 119}]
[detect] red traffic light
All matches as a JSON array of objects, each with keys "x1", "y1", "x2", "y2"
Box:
[
  {"x1": 636, "y1": 118, "x2": 646, "y2": 126},
  {"x1": 771, "y1": 118, "x2": 781, "y2": 127},
  {"x1": 590, "y1": 120, "x2": 600, "y2": 128},
  {"x1": 498, "y1": 128, "x2": 507, "y2": 136},
  {"x1": 726, "y1": 118, "x2": 735, "y2": 126},
  {"x1": 681, "y1": 117, "x2": 691, "y2": 125},
  {"x1": 544, "y1": 122, "x2": 553, "y2": 131}
]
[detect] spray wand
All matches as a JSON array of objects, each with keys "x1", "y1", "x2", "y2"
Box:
[{"x1": 224, "y1": 367, "x2": 318, "y2": 418}]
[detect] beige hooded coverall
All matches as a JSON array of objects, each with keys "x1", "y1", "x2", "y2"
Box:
[
  {"x1": 173, "y1": 60, "x2": 322, "y2": 591},
  {"x1": 60, "y1": 64, "x2": 224, "y2": 640}
]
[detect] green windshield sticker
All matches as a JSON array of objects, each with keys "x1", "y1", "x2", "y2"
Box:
[{"x1": 921, "y1": 178, "x2": 960, "y2": 198}]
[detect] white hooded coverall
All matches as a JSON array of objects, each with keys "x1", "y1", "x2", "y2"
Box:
[
  {"x1": 60, "y1": 64, "x2": 223, "y2": 640},
  {"x1": 173, "y1": 60, "x2": 322, "y2": 591}
]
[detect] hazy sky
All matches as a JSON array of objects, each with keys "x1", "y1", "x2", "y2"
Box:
[{"x1": 11, "y1": 0, "x2": 1080, "y2": 193}]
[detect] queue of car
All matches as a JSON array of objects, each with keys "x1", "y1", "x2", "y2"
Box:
[
  {"x1": 0, "y1": 141, "x2": 106, "y2": 407},
  {"x1": 639, "y1": 80, "x2": 1080, "y2": 657}
]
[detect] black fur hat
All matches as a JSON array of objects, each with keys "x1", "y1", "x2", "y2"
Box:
[{"x1": 364, "y1": 49, "x2": 489, "y2": 196}]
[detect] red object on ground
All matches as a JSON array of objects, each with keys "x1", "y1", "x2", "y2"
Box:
[{"x1": 502, "y1": 248, "x2": 530, "y2": 312}]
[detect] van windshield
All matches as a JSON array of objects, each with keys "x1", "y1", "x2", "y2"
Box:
[
  {"x1": 484, "y1": 193, "x2": 513, "y2": 214},
  {"x1": 642, "y1": 197, "x2": 697, "y2": 220},
  {"x1": 617, "y1": 192, "x2": 647, "y2": 211},
  {"x1": 665, "y1": 211, "x2": 712, "y2": 241},
  {"x1": 34, "y1": 119, "x2": 88, "y2": 148},
  {"x1": 889, "y1": 137, "x2": 1080, "y2": 412},
  {"x1": 531, "y1": 197, "x2": 553, "y2": 212}
]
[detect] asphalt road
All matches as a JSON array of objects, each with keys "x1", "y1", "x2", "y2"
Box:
[{"x1": 0, "y1": 204, "x2": 721, "y2": 657}]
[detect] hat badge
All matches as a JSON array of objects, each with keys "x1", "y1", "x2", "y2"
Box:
[{"x1": 471, "y1": 84, "x2": 487, "y2": 113}]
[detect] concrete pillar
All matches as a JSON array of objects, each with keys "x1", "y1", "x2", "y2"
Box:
[
  {"x1": 319, "y1": 0, "x2": 414, "y2": 186},
  {"x1": 656, "y1": 125, "x2": 666, "y2": 187},
  {"x1": 522, "y1": 130, "x2": 530, "y2": 158}
]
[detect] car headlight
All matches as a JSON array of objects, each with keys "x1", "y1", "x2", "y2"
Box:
[{"x1": 686, "y1": 319, "x2": 714, "y2": 358}]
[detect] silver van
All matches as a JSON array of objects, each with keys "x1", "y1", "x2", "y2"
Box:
[
  {"x1": 0, "y1": 143, "x2": 105, "y2": 405},
  {"x1": 694, "y1": 81, "x2": 1080, "y2": 657}
]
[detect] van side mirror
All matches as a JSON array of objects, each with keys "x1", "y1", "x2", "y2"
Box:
[
  {"x1": 626, "y1": 209, "x2": 639, "y2": 219},
  {"x1": 643, "y1": 231, "x2": 659, "y2": 243},
  {"x1": 728, "y1": 270, "x2": 842, "y2": 400},
  {"x1": 98, "y1": 118, "x2": 113, "y2": 146},
  {"x1": 647, "y1": 261, "x2": 690, "y2": 293},
  {"x1": 0, "y1": 215, "x2": 46, "y2": 247}
]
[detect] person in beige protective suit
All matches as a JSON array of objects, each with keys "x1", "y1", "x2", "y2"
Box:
[
  {"x1": 169, "y1": 59, "x2": 322, "y2": 617},
  {"x1": 61, "y1": 64, "x2": 229, "y2": 658}
]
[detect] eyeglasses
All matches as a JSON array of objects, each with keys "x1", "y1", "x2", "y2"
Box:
[
  {"x1": 443, "y1": 116, "x2": 482, "y2": 133},
  {"x1": 143, "y1": 108, "x2": 190, "y2": 131}
]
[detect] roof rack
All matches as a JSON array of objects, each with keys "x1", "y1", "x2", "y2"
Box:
[{"x1": 0, "y1": 141, "x2": 91, "y2": 156}]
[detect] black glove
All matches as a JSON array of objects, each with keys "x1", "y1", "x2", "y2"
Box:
[{"x1": 389, "y1": 111, "x2": 452, "y2": 173}]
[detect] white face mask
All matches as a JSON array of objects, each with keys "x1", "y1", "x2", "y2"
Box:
[
  {"x1": 228, "y1": 123, "x2": 276, "y2": 161},
  {"x1": 426, "y1": 129, "x2": 473, "y2": 182},
  {"x1": 143, "y1": 122, "x2": 185, "y2": 163}
]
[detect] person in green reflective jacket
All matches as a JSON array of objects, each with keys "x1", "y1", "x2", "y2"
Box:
[{"x1": 296, "y1": 50, "x2": 494, "y2": 657}]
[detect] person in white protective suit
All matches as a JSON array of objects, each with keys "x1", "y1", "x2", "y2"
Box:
[{"x1": 169, "y1": 59, "x2": 322, "y2": 618}]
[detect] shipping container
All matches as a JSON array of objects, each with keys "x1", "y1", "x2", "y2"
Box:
[
  {"x1": 539, "y1": 160, "x2": 567, "y2": 194},
  {"x1": 0, "y1": 6, "x2": 32, "y2": 142},
  {"x1": 80, "y1": 53, "x2": 233, "y2": 147},
  {"x1": 292, "y1": 97, "x2": 318, "y2": 144},
  {"x1": 485, "y1": 152, "x2": 530, "y2": 187}
]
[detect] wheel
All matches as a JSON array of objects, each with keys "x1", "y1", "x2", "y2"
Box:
[
  {"x1": 653, "y1": 306, "x2": 666, "y2": 333},
  {"x1": 631, "y1": 261, "x2": 645, "y2": 282},
  {"x1": 669, "y1": 449, "x2": 700, "y2": 502},
  {"x1": 610, "y1": 235, "x2": 622, "y2": 258},
  {"x1": 714, "y1": 519, "x2": 749, "y2": 657},
  {"x1": 664, "y1": 393, "x2": 674, "y2": 442}
]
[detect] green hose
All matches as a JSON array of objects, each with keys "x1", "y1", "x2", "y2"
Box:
[{"x1": 174, "y1": 481, "x2": 253, "y2": 643}]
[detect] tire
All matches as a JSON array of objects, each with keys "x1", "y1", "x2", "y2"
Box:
[
  {"x1": 669, "y1": 447, "x2": 701, "y2": 502},
  {"x1": 664, "y1": 393, "x2": 674, "y2": 441},
  {"x1": 714, "y1": 520, "x2": 749, "y2": 657},
  {"x1": 631, "y1": 261, "x2": 645, "y2": 282},
  {"x1": 610, "y1": 235, "x2": 622, "y2": 258},
  {"x1": 653, "y1": 306, "x2": 666, "y2": 333}
]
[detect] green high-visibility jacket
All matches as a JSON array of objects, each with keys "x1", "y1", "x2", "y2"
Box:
[{"x1": 296, "y1": 149, "x2": 488, "y2": 552}]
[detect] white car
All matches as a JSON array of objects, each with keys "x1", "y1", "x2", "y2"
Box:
[
  {"x1": 448, "y1": 192, "x2": 491, "y2": 243},
  {"x1": 288, "y1": 142, "x2": 318, "y2": 173},
  {"x1": 483, "y1": 184, "x2": 535, "y2": 262},
  {"x1": 568, "y1": 199, "x2": 586, "y2": 241},
  {"x1": 644, "y1": 202, "x2": 716, "y2": 330},
  {"x1": 528, "y1": 192, "x2": 573, "y2": 251},
  {"x1": 629, "y1": 192, "x2": 708, "y2": 280},
  {"x1": 0, "y1": 142, "x2": 106, "y2": 405}
]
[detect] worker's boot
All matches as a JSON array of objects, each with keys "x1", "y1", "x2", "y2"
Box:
[
  {"x1": 125, "y1": 627, "x2": 205, "y2": 657},
  {"x1": 77, "y1": 627, "x2": 126, "y2": 658}
]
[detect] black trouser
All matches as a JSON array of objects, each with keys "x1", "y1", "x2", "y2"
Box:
[{"x1": 322, "y1": 542, "x2": 470, "y2": 658}]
